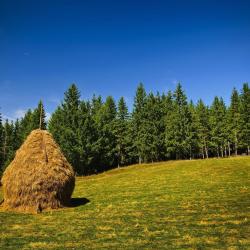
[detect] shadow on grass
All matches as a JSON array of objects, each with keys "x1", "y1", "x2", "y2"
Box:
[{"x1": 70, "y1": 198, "x2": 90, "y2": 207}]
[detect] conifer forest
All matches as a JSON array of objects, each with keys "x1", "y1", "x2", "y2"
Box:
[{"x1": 0, "y1": 82, "x2": 249, "y2": 176}]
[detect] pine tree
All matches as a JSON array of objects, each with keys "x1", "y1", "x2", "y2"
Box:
[
  {"x1": 49, "y1": 84, "x2": 82, "y2": 173},
  {"x1": 209, "y1": 97, "x2": 227, "y2": 157},
  {"x1": 162, "y1": 91, "x2": 174, "y2": 159},
  {"x1": 2, "y1": 120, "x2": 15, "y2": 169},
  {"x1": 13, "y1": 119, "x2": 22, "y2": 151},
  {"x1": 19, "y1": 109, "x2": 34, "y2": 141},
  {"x1": 239, "y1": 83, "x2": 250, "y2": 155},
  {"x1": 132, "y1": 83, "x2": 147, "y2": 164},
  {"x1": 228, "y1": 88, "x2": 241, "y2": 155},
  {"x1": 196, "y1": 99, "x2": 210, "y2": 158},
  {"x1": 48, "y1": 106, "x2": 64, "y2": 145},
  {"x1": 141, "y1": 92, "x2": 166, "y2": 162},
  {"x1": 166, "y1": 83, "x2": 192, "y2": 159},
  {"x1": 32, "y1": 100, "x2": 46, "y2": 130},
  {"x1": 98, "y1": 96, "x2": 117, "y2": 169},
  {"x1": 187, "y1": 101, "x2": 199, "y2": 159},
  {"x1": 114, "y1": 97, "x2": 131, "y2": 167}
]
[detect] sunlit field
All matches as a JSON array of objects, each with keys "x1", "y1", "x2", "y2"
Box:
[{"x1": 0, "y1": 157, "x2": 249, "y2": 249}]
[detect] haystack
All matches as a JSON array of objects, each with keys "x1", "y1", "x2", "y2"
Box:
[{"x1": 1, "y1": 129, "x2": 75, "y2": 213}]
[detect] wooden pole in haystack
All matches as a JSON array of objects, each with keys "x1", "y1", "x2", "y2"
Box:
[{"x1": 39, "y1": 101, "x2": 42, "y2": 129}]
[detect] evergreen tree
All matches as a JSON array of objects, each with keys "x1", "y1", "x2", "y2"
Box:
[
  {"x1": 32, "y1": 100, "x2": 46, "y2": 129},
  {"x1": 2, "y1": 120, "x2": 15, "y2": 169},
  {"x1": 13, "y1": 119, "x2": 22, "y2": 151},
  {"x1": 48, "y1": 106, "x2": 64, "y2": 145},
  {"x1": 166, "y1": 83, "x2": 192, "y2": 159},
  {"x1": 162, "y1": 91, "x2": 174, "y2": 159},
  {"x1": 19, "y1": 109, "x2": 34, "y2": 141},
  {"x1": 187, "y1": 101, "x2": 199, "y2": 159},
  {"x1": 196, "y1": 99, "x2": 210, "y2": 158},
  {"x1": 141, "y1": 92, "x2": 166, "y2": 162},
  {"x1": 132, "y1": 83, "x2": 147, "y2": 163},
  {"x1": 77, "y1": 100, "x2": 98, "y2": 174},
  {"x1": 228, "y1": 88, "x2": 241, "y2": 155},
  {"x1": 49, "y1": 84, "x2": 82, "y2": 173},
  {"x1": 97, "y1": 96, "x2": 117, "y2": 169},
  {"x1": 114, "y1": 97, "x2": 131, "y2": 167},
  {"x1": 239, "y1": 83, "x2": 250, "y2": 154},
  {"x1": 209, "y1": 97, "x2": 227, "y2": 157}
]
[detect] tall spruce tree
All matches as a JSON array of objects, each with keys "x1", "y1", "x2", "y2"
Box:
[
  {"x1": 239, "y1": 83, "x2": 250, "y2": 154},
  {"x1": 187, "y1": 101, "x2": 199, "y2": 159},
  {"x1": 132, "y1": 83, "x2": 147, "y2": 163},
  {"x1": 228, "y1": 88, "x2": 241, "y2": 155},
  {"x1": 32, "y1": 100, "x2": 46, "y2": 130},
  {"x1": 141, "y1": 92, "x2": 166, "y2": 162},
  {"x1": 166, "y1": 83, "x2": 192, "y2": 159},
  {"x1": 114, "y1": 97, "x2": 131, "y2": 167},
  {"x1": 162, "y1": 91, "x2": 174, "y2": 159},
  {"x1": 19, "y1": 109, "x2": 34, "y2": 141},
  {"x1": 2, "y1": 120, "x2": 15, "y2": 169},
  {"x1": 49, "y1": 84, "x2": 82, "y2": 173},
  {"x1": 209, "y1": 97, "x2": 227, "y2": 157},
  {"x1": 98, "y1": 96, "x2": 117, "y2": 168},
  {"x1": 196, "y1": 99, "x2": 210, "y2": 158}
]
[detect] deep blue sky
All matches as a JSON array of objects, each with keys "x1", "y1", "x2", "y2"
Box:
[{"x1": 0, "y1": 0, "x2": 250, "y2": 120}]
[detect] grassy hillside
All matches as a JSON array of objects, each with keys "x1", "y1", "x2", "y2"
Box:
[{"x1": 0, "y1": 157, "x2": 249, "y2": 249}]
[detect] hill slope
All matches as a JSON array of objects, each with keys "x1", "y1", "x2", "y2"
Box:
[{"x1": 0, "y1": 157, "x2": 249, "y2": 249}]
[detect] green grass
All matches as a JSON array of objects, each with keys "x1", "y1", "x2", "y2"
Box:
[{"x1": 0, "y1": 157, "x2": 249, "y2": 249}]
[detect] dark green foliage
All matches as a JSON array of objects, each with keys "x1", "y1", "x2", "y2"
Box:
[
  {"x1": 114, "y1": 97, "x2": 131, "y2": 166},
  {"x1": 165, "y1": 83, "x2": 193, "y2": 159},
  {"x1": 209, "y1": 97, "x2": 227, "y2": 157},
  {"x1": 1, "y1": 82, "x2": 250, "y2": 176},
  {"x1": 132, "y1": 83, "x2": 147, "y2": 163},
  {"x1": 196, "y1": 99, "x2": 210, "y2": 158},
  {"x1": 228, "y1": 88, "x2": 241, "y2": 155},
  {"x1": 141, "y1": 92, "x2": 166, "y2": 162},
  {"x1": 95, "y1": 96, "x2": 117, "y2": 169},
  {"x1": 2, "y1": 120, "x2": 15, "y2": 170},
  {"x1": 49, "y1": 84, "x2": 83, "y2": 174},
  {"x1": 239, "y1": 83, "x2": 250, "y2": 154},
  {"x1": 187, "y1": 101, "x2": 199, "y2": 159},
  {"x1": 0, "y1": 102, "x2": 48, "y2": 174},
  {"x1": 32, "y1": 100, "x2": 46, "y2": 130}
]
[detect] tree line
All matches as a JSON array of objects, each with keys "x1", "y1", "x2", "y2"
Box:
[{"x1": 0, "y1": 83, "x2": 249, "y2": 176}]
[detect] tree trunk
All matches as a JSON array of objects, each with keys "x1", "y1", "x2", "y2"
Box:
[
  {"x1": 205, "y1": 143, "x2": 209, "y2": 159},
  {"x1": 224, "y1": 145, "x2": 227, "y2": 157},
  {"x1": 228, "y1": 141, "x2": 231, "y2": 157},
  {"x1": 235, "y1": 132, "x2": 238, "y2": 156},
  {"x1": 221, "y1": 146, "x2": 224, "y2": 158}
]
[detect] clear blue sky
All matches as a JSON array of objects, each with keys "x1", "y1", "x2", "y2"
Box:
[{"x1": 0, "y1": 0, "x2": 250, "y2": 120}]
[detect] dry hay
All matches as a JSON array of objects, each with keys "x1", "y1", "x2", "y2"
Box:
[{"x1": 1, "y1": 129, "x2": 75, "y2": 213}]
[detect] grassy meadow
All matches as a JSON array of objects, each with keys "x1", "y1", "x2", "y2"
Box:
[{"x1": 0, "y1": 157, "x2": 249, "y2": 249}]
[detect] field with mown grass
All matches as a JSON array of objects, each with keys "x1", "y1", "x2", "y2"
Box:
[{"x1": 0, "y1": 157, "x2": 249, "y2": 249}]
